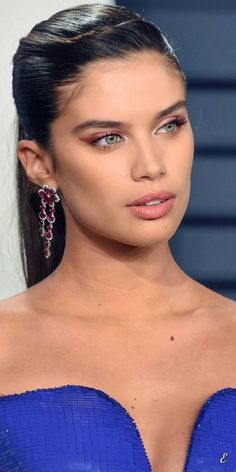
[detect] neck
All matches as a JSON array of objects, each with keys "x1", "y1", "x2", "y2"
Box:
[{"x1": 46, "y1": 225, "x2": 190, "y2": 321}]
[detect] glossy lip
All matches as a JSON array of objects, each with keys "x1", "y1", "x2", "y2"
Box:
[
  {"x1": 128, "y1": 198, "x2": 174, "y2": 220},
  {"x1": 127, "y1": 191, "x2": 176, "y2": 206}
]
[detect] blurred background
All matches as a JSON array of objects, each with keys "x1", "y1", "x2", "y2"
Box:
[{"x1": 1, "y1": 0, "x2": 236, "y2": 300}]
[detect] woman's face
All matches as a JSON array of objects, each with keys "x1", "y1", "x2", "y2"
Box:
[{"x1": 50, "y1": 50, "x2": 194, "y2": 247}]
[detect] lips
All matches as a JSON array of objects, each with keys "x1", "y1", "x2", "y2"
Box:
[{"x1": 128, "y1": 191, "x2": 175, "y2": 206}]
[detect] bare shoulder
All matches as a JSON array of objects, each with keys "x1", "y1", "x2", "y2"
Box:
[
  {"x1": 0, "y1": 290, "x2": 33, "y2": 321},
  {"x1": 0, "y1": 291, "x2": 40, "y2": 360},
  {"x1": 189, "y1": 277, "x2": 236, "y2": 331},
  {"x1": 0, "y1": 290, "x2": 50, "y2": 395},
  {"x1": 208, "y1": 291, "x2": 236, "y2": 328}
]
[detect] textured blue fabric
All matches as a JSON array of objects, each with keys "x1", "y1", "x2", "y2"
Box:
[{"x1": 0, "y1": 385, "x2": 235, "y2": 471}]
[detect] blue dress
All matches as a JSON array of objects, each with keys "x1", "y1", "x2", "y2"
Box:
[{"x1": 0, "y1": 384, "x2": 235, "y2": 471}]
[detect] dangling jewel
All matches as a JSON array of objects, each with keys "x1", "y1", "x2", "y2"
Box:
[{"x1": 37, "y1": 184, "x2": 60, "y2": 259}]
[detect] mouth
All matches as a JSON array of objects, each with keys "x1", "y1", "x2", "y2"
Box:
[
  {"x1": 134, "y1": 199, "x2": 165, "y2": 207},
  {"x1": 128, "y1": 191, "x2": 176, "y2": 207},
  {"x1": 127, "y1": 197, "x2": 175, "y2": 220}
]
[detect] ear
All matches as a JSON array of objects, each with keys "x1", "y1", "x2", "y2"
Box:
[{"x1": 17, "y1": 140, "x2": 59, "y2": 188}]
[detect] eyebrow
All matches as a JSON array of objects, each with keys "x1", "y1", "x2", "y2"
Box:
[{"x1": 72, "y1": 100, "x2": 187, "y2": 133}]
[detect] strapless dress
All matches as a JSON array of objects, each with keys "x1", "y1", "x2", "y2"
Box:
[{"x1": 0, "y1": 384, "x2": 235, "y2": 471}]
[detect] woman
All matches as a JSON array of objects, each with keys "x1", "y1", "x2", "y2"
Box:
[{"x1": 0, "y1": 3, "x2": 235, "y2": 472}]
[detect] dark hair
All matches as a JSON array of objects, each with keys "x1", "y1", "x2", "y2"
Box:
[{"x1": 13, "y1": 3, "x2": 185, "y2": 288}]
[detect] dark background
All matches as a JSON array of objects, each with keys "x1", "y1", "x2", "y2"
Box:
[{"x1": 119, "y1": 0, "x2": 236, "y2": 300}]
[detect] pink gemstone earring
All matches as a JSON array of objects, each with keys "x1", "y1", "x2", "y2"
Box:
[{"x1": 38, "y1": 185, "x2": 60, "y2": 259}]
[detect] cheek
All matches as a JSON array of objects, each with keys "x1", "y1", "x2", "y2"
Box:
[
  {"x1": 56, "y1": 150, "x2": 121, "y2": 216},
  {"x1": 181, "y1": 134, "x2": 194, "y2": 203},
  {"x1": 174, "y1": 130, "x2": 194, "y2": 179},
  {"x1": 168, "y1": 131, "x2": 194, "y2": 217},
  {"x1": 56, "y1": 151, "x2": 129, "y2": 241}
]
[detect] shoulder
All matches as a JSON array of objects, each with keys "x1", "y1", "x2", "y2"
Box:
[
  {"x1": 204, "y1": 293, "x2": 236, "y2": 332},
  {"x1": 0, "y1": 291, "x2": 35, "y2": 322},
  {"x1": 0, "y1": 292, "x2": 41, "y2": 357},
  {"x1": 186, "y1": 277, "x2": 236, "y2": 331},
  {"x1": 187, "y1": 276, "x2": 236, "y2": 311},
  {"x1": 0, "y1": 292, "x2": 45, "y2": 392}
]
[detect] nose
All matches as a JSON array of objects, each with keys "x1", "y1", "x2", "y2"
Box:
[{"x1": 130, "y1": 137, "x2": 166, "y2": 181}]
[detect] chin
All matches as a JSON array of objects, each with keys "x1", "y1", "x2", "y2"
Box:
[{"x1": 115, "y1": 231, "x2": 172, "y2": 248}]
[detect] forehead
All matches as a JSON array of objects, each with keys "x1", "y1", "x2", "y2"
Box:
[{"x1": 57, "y1": 50, "x2": 185, "y2": 120}]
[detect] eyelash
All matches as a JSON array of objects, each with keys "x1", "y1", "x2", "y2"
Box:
[{"x1": 88, "y1": 117, "x2": 188, "y2": 150}]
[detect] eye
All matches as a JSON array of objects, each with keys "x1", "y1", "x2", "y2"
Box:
[
  {"x1": 162, "y1": 122, "x2": 177, "y2": 133},
  {"x1": 90, "y1": 133, "x2": 123, "y2": 149},
  {"x1": 157, "y1": 117, "x2": 187, "y2": 135}
]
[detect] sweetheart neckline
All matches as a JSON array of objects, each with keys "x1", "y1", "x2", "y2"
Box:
[{"x1": 0, "y1": 383, "x2": 236, "y2": 472}]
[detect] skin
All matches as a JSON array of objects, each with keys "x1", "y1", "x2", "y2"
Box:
[
  {"x1": 18, "y1": 50, "x2": 194, "y2": 308},
  {"x1": 1, "y1": 50, "x2": 236, "y2": 472}
]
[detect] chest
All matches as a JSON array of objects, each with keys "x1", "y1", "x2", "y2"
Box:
[
  {"x1": 3, "y1": 323, "x2": 236, "y2": 472},
  {"x1": 115, "y1": 390, "x2": 200, "y2": 472},
  {"x1": 0, "y1": 383, "x2": 235, "y2": 472},
  {"x1": 1, "y1": 361, "x2": 233, "y2": 472}
]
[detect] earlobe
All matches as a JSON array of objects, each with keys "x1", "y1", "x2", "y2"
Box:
[{"x1": 17, "y1": 139, "x2": 57, "y2": 187}]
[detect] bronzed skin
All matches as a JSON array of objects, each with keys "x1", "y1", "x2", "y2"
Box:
[{"x1": 0, "y1": 51, "x2": 236, "y2": 472}]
